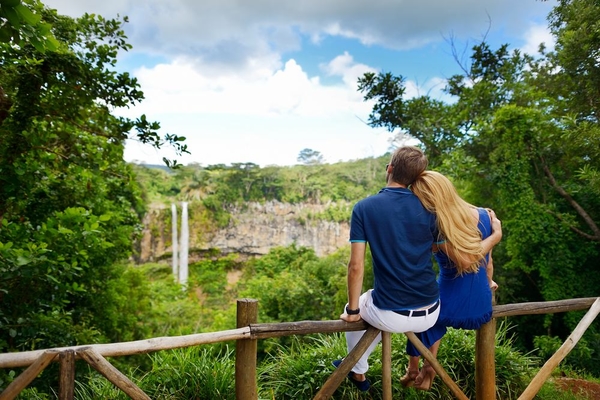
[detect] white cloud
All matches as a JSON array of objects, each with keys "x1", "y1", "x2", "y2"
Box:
[
  {"x1": 126, "y1": 55, "x2": 372, "y2": 118},
  {"x1": 44, "y1": 0, "x2": 557, "y2": 68},
  {"x1": 121, "y1": 53, "x2": 390, "y2": 166},
  {"x1": 520, "y1": 24, "x2": 555, "y2": 55},
  {"x1": 322, "y1": 52, "x2": 375, "y2": 91},
  {"x1": 42, "y1": 0, "x2": 557, "y2": 166}
]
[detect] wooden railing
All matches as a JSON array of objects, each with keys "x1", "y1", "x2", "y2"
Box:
[{"x1": 0, "y1": 297, "x2": 598, "y2": 400}]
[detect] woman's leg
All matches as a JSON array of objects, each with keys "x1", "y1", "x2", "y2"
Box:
[
  {"x1": 400, "y1": 355, "x2": 421, "y2": 387},
  {"x1": 414, "y1": 339, "x2": 441, "y2": 390}
]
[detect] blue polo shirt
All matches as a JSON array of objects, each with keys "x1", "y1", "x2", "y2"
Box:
[{"x1": 350, "y1": 187, "x2": 439, "y2": 310}]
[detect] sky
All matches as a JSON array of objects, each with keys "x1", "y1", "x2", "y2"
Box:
[{"x1": 42, "y1": 0, "x2": 557, "y2": 167}]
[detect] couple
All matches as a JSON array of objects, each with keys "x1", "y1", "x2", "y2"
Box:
[{"x1": 335, "y1": 146, "x2": 502, "y2": 392}]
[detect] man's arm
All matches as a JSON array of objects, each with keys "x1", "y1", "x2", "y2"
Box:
[{"x1": 341, "y1": 242, "x2": 365, "y2": 322}]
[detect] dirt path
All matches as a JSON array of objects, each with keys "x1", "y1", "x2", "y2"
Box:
[{"x1": 555, "y1": 378, "x2": 600, "y2": 399}]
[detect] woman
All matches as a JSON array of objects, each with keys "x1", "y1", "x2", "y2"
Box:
[{"x1": 400, "y1": 170, "x2": 501, "y2": 391}]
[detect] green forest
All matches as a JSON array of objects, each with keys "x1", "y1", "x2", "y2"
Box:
[{"x1": 1, "y1": 0, "x2": 599, "y2": 398}]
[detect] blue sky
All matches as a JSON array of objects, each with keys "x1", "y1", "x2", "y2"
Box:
[{"x1": 43, "y1": 0, "x2": 556, "y2": 167}]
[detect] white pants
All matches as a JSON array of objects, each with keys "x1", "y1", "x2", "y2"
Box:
[{"x1": 345, "y1": 289, "x2": 440, "y2": 374}]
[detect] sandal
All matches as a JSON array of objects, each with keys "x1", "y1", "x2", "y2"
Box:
[
  {"x1": 400, "y1": 367, "x2": 419, "y2": 387},
  {"x1": 414, "y1": 363, "x2": 436, "y2": 391}
]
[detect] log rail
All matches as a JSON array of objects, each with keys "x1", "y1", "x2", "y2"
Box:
[{"x1": 0, "y1": 297, "x2": 598, "y2": 400}]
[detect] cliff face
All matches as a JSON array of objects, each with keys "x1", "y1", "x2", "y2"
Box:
[{"x1": 137, "y1": 201, "x2": 350, "y2": 263}]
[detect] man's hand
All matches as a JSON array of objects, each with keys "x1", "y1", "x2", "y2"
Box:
[{"x1": 340, "y1": 312, "x2": 362, "y2": 322}]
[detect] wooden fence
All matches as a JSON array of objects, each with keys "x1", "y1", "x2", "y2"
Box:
[{"x1": 0, "y1": 297, "x2": 598, "y2": 400}]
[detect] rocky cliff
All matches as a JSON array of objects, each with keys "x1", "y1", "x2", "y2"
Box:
[{"x1": 136, "y1": 201, "x2": 350, "y2": 263}]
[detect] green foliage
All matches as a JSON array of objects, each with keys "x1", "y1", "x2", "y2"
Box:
[
  {"x1": 73, "y1": 346, "x2": 236, "y2": 400},
  {"x1": 492, "y1": 322, "x2": 539, "y2": 399},
  {"x1": 549, "y1": 0, "x2": 600, "y2": 120},
  {"x1": 534, "y1": 331, "x2": 600, "y2": 376},
  {"x1": 134, "y1": 263, "x2": 204, "y2": 337},
  {"x1": 132, "y1": 165, "x2": 179, "y2": 202},
  {"x1": 92, "y1": 264, "x2": 153, "y2": 343},
  {"x1": 258, "y1": 334, "x2": 359, "y2": 400},
  {"x1": 134, "y1": 155, "x2": 386, "y2": 206},
  {"x1": 241, "y1": 245, "x2": 343, "y2": 323},
  {"x1": 0, "y1": 207, "x2": 139, "y2": 351},
  {"x1": 0, "y1": 0, "x2": 59, "y2": 51},
  {"x1": 0, "y1": 1, "x2": 191, "y2": 360},
  {"x1": 245, "y1": 244, "x2": 319, "y2": 278},
  {"x1": 14, "y1": 244, "x2": 591, "y2": 398},
  {"x1": 309, "y1": 202, "x2": 353, "y2": 223}
]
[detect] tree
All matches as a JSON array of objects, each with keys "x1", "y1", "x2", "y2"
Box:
[
  {"x1": 297, "y1": 148, "x2": 325, "y2": 165},
  {"x1": 0, "y1": 0, "x2": 59, "y2": 51},
  {"x1": 0, "y1": 6, "x2": 185, "y2": 357}
]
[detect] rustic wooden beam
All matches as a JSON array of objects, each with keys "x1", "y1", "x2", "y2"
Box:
[
  {"x1": 518, "y1": 297, "x2": 600, "y2": 400},
  {"x1": 405, "y1": 332, "x2": 468, "y2": 400},
  {"x1": 492, "y1": 297, "x2": 597, "y2": 318},
  {"x1": 476, "y1": 317, "x2": 497, "y2": 400},
  {"x1": 79, "y1": 348, "x2": 150, "y2": 400},
  {"x1": 314, "y1": 326, "x2": 380, "y2": 400},
  {"x1": 0, "y1": 350, "x2": 58, "y2": 400},
  {"x1": 58, "y1": 349, "x2": 76, "y2": 400},
  {"x1": 476, "y1": 293, "x2": 497, "y2": 400},
  {"x1": 381, "y1": 331, "x2": 392, "y2": 400},
  {"x1": 235, "y1": 299, "x2": 258, "y2": 400},
  {"x1": 251, "y1": 319, "x2": 369, "y2": 338},
  {"x1": 0, "y1": 327, "x2": 252, "y2": 369}
]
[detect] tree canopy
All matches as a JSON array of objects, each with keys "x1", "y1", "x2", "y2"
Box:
[
  {"x1": 356, "y1": 0, "x2": 599, "y2": 355},
  {"x1": 0, "y1": 5, "x2": 187, "y2": 352},
  {"x1": 0, "y1": 0, "x2": 58, "y2": 51}
]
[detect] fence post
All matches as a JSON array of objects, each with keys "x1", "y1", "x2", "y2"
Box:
[
  {"x1": 381, "y1": 332, "x2": 392, "y2": 400},
  {"x1": 59, "y1": 350, "x2": 75, "y2": 400},
  {"x1": 476, "y1": 295, "x2": 496, "y2": 400},
  {"x1": 236, "y1": 299, "x2": 258, "y2": 400}
]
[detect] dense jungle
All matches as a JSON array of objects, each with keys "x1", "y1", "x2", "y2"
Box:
[{"x1": 1, "y1": 0, "x2": 600, "y2": 398}]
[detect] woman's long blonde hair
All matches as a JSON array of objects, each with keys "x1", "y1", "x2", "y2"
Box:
[{"x1": 411, "y1": 171, "x2": 484, "y2": 274}]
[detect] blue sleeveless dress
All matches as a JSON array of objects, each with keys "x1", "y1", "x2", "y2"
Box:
[{"x1": 406, "y1": 207, "x2": 493, "y2": 356}]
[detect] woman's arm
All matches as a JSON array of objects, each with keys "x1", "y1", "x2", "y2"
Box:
[
  {"x1": 483, "y1": 209, "x2": 502, "y2": 254},
  {"x1": 486, "y1": 250, "x2": 498, "y2": 291},
  {"x1": 438, "y1": 208, "x2": 502, "y2": 270}
]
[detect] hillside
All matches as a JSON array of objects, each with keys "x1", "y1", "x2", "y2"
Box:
[{"x1": 132, "y1": 157, "x2": 387, "y2": 263}]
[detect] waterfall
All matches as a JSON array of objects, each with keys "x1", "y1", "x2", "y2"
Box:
[
  {"x1": 178, "y1": 201, "x2": 189, "y2": 286},
  {"x1": 171, "y1": 203, "x2": 178, "y2": 280}
]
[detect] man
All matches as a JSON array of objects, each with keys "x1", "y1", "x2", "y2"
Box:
[{"x1": 334, "y1": 146, "x2": 440, "y2": 391}]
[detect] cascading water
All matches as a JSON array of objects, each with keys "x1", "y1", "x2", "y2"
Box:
[
  {"x1": 171, "y1": 203, "x2": 179, "y2": 279},
  {"x1": 178, "y1": 201, "x2": 189, "y2": 286}
]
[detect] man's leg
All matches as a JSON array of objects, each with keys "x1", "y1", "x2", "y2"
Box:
[{"x1": 344, "y1": 329, "x2": 382, "y2": 375}]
